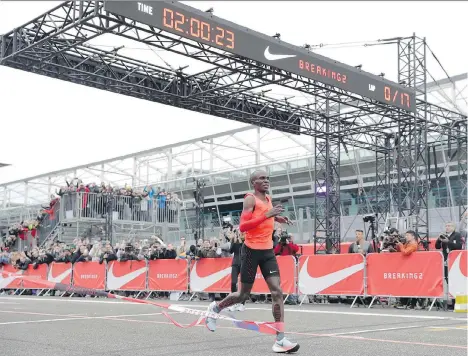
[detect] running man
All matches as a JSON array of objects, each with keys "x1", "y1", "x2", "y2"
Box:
[{"x1": 205, "y1": 170, "x2": 300, "y2": 353}]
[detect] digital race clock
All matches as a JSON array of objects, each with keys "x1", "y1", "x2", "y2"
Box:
[{"x1": 104, "y1": 1, "x2": 416, "y2": 112}]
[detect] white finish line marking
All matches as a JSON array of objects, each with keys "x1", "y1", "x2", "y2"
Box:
[
  {"x1": 1, "y1": 296, "x2": 466, "y2": 322},
  {"x1": 0, "y1": 311, "x2": 173, "y2": 326}
]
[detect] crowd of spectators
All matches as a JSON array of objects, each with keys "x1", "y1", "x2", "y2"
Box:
[
  {"x1": 56, "y1": 178, "x2": 182, "y2": 223},
  {"x1": 1, "y1": 178, "x2": 182, "y2": 252}
]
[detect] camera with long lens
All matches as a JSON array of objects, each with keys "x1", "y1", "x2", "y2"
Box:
[
  {"x1": 439, "y1": 233, "x2": 449, "y2": 239},
  {"x1": 279, "y1": 231, "x2": 289, "y2": 245},
  {"x1": 363, "y1": 214, "x2": 376, "y2": 223}
]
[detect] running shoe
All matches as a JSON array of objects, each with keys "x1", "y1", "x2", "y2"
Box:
[
  {"x1": 227, "y1": 304, "x2": 237, "y2": 312},
  {"x1": 272, "y1": 337, "x2": 300, "y2": 353},
  {"x1": 205, "y1": 301, "x2": 219, "y2": 332},
  {"x1": 236, "y1": 304, "x2": 245, "y2": 312}
]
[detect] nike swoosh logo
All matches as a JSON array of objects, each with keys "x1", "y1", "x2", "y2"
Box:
[
  {"x1": 298, "y1": 257, "x2": 364, "y2": 294},
  {"x1": 47, "y1": 266, "x2": 72, "y2": 283},
  {"x1": 0, "y1": 270, "x2": 22, "y2": 288},
  {"x1": 448, "y1": 252, "x2": 468, "y2": 297},
  {"x1": 190, "y1": 261, "x2": 231, "y2": 292},
  {"x1": 264, "y1": 46, "x2": 296, "y2": 61},
  {"x1": 106, "y1": 262, "x2": 147, "y2": 290}
]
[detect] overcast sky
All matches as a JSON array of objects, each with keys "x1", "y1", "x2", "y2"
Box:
[{"x1": 0, "y1": 1, "x2": 466, "y2": 185}]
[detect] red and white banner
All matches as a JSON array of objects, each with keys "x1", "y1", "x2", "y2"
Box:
[
  {"x1": 48, "y1": 262, "x2": 72, "y2": 285},
  {"x1": 148, "y1": 259, "x2": 188, "y2": 292},
  {"x1": 0, "y1": 264, "x2": 22, "y2": 289},
  {"x1": 251, "y1": 256, "x2": 296, "y2": 294},
  {"x1": 448, "y1": 250, "x2": 468, "y2": 298},
  {"x1": 0, "y1": 264, "x2": 48, "y2": 289},
  {"x1": 298, "y1": 254, "x2": 364, "y2": 295},
  {"x1": 72, "y1": 261, "x2": 106, "y2": 290},
  {"x1": 367, "y1": 251, "x2": 444, "y2": 297},
  {"x1": 21, "y1": 264, "x2": 48, "y2": 289},
  {"x1": 190, "y1": 258, "x2": 232, "y2": 293},
  {"x1": 106, "y1": 260, "x2": 147, "y2": 291}
]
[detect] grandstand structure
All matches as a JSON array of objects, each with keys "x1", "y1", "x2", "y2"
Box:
[{"x1": 0, "y1": 1, "x2": 466, "y2": 252}]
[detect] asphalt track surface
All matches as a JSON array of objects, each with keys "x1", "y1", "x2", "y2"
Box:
[{"x1": 0, "y1": 296, "x2": 466, "y2": 356}]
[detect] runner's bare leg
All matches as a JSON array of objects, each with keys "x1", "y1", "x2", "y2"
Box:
[
  {"x1": 216, "y1": 283, "x2": 253, "y2": 311},
  {"x1": 265, "y1": 276, "x2": 284, "y2": 340}
]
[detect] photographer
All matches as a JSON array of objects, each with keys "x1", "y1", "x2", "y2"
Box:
[
  {"x1": 274, "y1": 233, "x2": 299, "y2": 256},
  {"x1": 99, "y1": 243, "x2": 117, "y2": 264},
  {"x1": 380, "y1": 228, "x2": 402, "y2": 253},
  {"x1": 395, "y1": 230, "x2": 418, "y2": 256},
  {"x1": 348, "y1": 230, "x2": 374, "y2": 255},
  {"x1": 435, "y1": 222, "x2": 463, "y2": 261},
  {"x1": 119, "y1": 244, "x2": 140, "y2": 262}
]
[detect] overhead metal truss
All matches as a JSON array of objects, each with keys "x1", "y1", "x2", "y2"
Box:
[{"x1": 0, "y1": 1, "x2": 466, "y2": 250}]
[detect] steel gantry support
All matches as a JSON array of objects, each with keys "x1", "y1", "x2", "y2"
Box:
[
  {"x1": 313, "y1": 98, "x2": 341, "y2": 254},
  {"x1": 393, "y1": 35, "x2": 430, "y2": 248},
  {"x1": 374, "y1": 136, "x2": 392, "y2": 233},
  {"x1": 456, "y1": 121, "x2": 468, "y2": 219},
  {"x1": 0, "y1": 2, "x2": 466, "y2": 253}
]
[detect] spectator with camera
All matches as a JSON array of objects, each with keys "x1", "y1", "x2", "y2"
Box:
[
  {"x1": 99, "y1": 242, "x2": 117, "y2": 264},
  {"x1": 380, "y1": 228, "x2": 402, "y2": 253},
  {"x1": 348, "y1": 230, "x2": 374, "y2": 255},
  {"x1": 274, "y1": 232, "x2": 299, "y2": 256},
  {"x1": 395, "y1": 230, "x2": 418, "y2": 255},
  {"x1": 435, "y1": 222, "x2": 463, "y2": 261},
  {"x1": 391, "y1": 231, "x2": 419, "y2": 309},
  {"x1": 118, "y1": 243, "x2": 140, "y2": 262}
]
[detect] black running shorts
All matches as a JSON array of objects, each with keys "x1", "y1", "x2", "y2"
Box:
[{"x1": 240, "y1": 244, "x2": 280, "y2": 284}]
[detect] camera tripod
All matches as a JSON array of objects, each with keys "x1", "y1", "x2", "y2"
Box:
[{"x1": 364, "y1": 218, "x2": 379, "y2": 252}]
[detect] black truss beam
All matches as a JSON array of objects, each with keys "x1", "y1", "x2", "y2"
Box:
[
  {"x1": 314, "y1": 98, "x2": 341, "y2": 254},
  {"x1": 0, "y1": 2, "x2": 466, "y2": 255}
]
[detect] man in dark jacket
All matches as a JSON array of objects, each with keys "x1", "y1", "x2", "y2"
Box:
[{"x1": 436, "y1": 222, "x2": 463, "y2": 261}]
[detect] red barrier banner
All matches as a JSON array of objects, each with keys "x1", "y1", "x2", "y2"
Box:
[
  {"x1": 367, "y1": 251, "x2": 444, "y2": 297},
  {"x1": 21, "y1": 264, "x2": 48, "y2": 289},
  {"x1": 448, "y1": 250, "x2": 468, "y2": 298},
  {"x1": 48, "y1": 262, "x2": 72, "y2": 285},
  {"x1": 190, "y1": 258, "x2": 232, "y2": 293},
  {"x1": 250, "y1": 256, "x2": 296, "y2": 295},
  {"x1": 148, "y1": 259, "x2": 188, "y2": 292},
  {"x1": 298, "y1": 254, "x2": 364, "y2": 295},
  {"x1": 72, "y1": 261, "x2": 106, "y2": 290},
  {"x1": 107, "y1": 260, "x2": 147, "y2": 291},
  {"x1": 0, "y1": 265, "x2": 22, "y2": 289}
]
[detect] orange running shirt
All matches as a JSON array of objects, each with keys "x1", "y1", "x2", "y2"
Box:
[{"x1": 244, "y1": 193, "x2": 275, "y2": 250}]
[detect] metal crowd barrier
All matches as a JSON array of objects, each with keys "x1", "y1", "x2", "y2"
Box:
[{"x1": 1, "y1": 250, "x2": 464, "y2": 310}]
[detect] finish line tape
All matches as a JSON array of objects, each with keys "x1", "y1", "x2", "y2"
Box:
[{"x1": 0, "y1": 271, "x2": 283, "y2": 335}]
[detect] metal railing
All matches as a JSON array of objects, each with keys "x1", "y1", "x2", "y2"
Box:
[
  {"x1": 37, "y1": 200, "x2": 61, "y2": 245},
  {"x1": 59, "y1": 192, "x2": 181, "y2": 225}
]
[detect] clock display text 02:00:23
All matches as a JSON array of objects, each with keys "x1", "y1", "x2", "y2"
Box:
[{"x1": 162, "y1": 8, "x2": 235, "y2": 50}]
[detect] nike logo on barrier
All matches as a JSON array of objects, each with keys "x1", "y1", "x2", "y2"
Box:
[
  {"x1": 0, "y1": 272, "x2": 20, "y2": 288},
  {"x1": 298, "y1": 257, "x2": 364, "y2": 295},
  {"x1": 47, "y1": 267, "x2": 71, "y2": 283},
  {"x1": 264, "y1": 46, "x2": 297, "y2": 61},
  {"x1": 106, "y1": 263, "x2": 147, "y2": 290},
  {"x1": 190, "y1": 262, "x2": 231, "y2": 292},
  {"x1": 449, "y1": 253, "x2": 468, "y2": 297}
]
